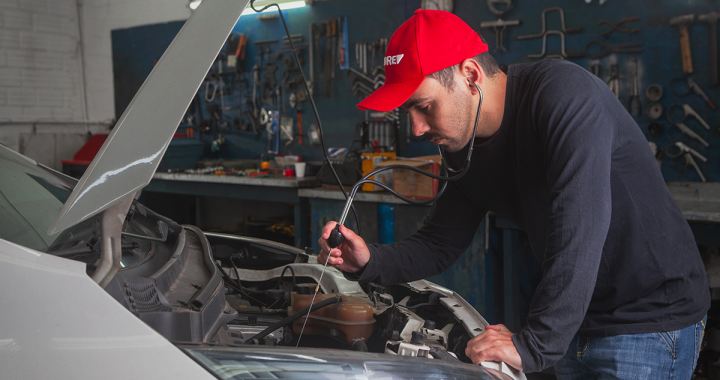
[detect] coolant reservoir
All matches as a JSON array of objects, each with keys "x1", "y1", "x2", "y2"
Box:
[{"x1": 289, "y1": 290, "x2": 375, "y2": 343}]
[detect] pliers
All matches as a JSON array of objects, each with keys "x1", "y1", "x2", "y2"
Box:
[
  {"x1": 597, "y1": 17, "x2": 640, "y2": 39},
  {"x1": 585, "y1": 40, "x2": 644, "y2": 59}
]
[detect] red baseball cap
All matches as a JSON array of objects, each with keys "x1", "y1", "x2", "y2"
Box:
[{"x1": 357, "y1": 9, "x2": 488, "y2": 112}]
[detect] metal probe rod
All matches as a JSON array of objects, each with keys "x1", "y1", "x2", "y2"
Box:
[{"x1": 337, "y1": 195, "x2": 354, "y2": 226}]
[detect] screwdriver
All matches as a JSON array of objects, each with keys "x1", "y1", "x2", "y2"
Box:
[{"x1": 328, "y1": 193, "x2": 355, "y2": 248}]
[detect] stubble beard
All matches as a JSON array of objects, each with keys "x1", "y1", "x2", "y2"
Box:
[{"x1": 439, "y1": 89, "x2": 476, "y2": 153}]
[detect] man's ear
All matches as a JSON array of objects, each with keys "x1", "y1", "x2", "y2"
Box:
[{"x1": 460, "y1": 58, "x2": 482, "y2": 88}]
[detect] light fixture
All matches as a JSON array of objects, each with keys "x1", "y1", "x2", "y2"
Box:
[{"x1": 188, "y1": 0, "x2": 306, "y2": 13}]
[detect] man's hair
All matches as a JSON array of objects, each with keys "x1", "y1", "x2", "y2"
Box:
[{"x1": 428, "y1": 52, "x2": 500, "y2": 91}]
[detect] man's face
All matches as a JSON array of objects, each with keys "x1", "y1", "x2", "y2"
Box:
[{"x1": 400, "y1": 72, "x2": 479, "y2": 152}]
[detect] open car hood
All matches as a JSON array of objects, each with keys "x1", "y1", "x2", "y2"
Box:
[{"x1": 47, "y1": 0, "x2": 251, "y2": 235}]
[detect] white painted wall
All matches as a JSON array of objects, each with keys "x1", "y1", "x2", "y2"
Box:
[
  {"x1": 0, "y1": 0, "x2": 191, "y2": 171},
  {"x1": 0, "y1": 0, "x2": 109, "y2": 170},
  {"x1": 79, "y1": 0, "x2": 191, "y2": 122}
]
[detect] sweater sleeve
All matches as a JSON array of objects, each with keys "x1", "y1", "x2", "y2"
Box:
[
  {"x1": 512, "y1": 64, "x2": 616, "y2": 372},
  {"x1": 353, "y1": 177, "x2": 486, "y2": 286}
]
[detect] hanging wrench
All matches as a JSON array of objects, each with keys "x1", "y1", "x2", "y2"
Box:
[
  {"x1": 667, "y1": 103, "x2": 711, "y2": 130},
  {"x1": 686, "y1": 77, "x2": 716, "y2": 109},
  {"x1": 672, "y1": 141, "x2": 707, "y2": 182},
  {"x1": 672, "y1": 123, "x2": 710, "y2": 147}
]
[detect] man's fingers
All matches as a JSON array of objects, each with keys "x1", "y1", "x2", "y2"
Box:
[
  {"x1": 465, "y1": 327, "x2": 520, "y2": 369},
  {"x1": 321, "y1": 221, "x2": 342, "y2": 239},
  {"x1": 485, "y1": 324, "x2": 512, "y2": 335},
  {"x1": 325, "y1": 251, "x2": 343, "y2": 265}
]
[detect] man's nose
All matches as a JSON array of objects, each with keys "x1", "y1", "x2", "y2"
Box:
[{"x1": 411, "y1": 115, "x2": 430, "y2": 136}]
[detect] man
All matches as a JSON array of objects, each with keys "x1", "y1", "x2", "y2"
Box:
[{"x1": 318, "y1": 9, "x2": 710, "y2": 378}]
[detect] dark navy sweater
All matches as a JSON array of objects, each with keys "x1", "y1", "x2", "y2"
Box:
[{"x1": 354, "y1": 60, "x2": 710, "y2": 372}]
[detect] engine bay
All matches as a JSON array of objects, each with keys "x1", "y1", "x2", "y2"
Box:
[{"x1": 207, "y1": 233, "x2": 488, "y2": 364}]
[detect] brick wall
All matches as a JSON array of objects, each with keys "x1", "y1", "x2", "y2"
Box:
[
  {"x1": 0, "y1": 0, "x2": 109, "y2": 171},
  {"x1": 0, "y1": 0, "x2": 192, "y2": 171}
]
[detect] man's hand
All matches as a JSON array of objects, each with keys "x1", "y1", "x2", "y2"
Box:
[
  {"x1": 317, "y1": 222, "x2": 370, "y2": 274},
  {"x1": 466, "y1": 324, "x2": 523, "y2": 371}
]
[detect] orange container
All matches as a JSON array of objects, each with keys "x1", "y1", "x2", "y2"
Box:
[{"x1": 289, "y1": 293, "x2": 375, "y2": 343}]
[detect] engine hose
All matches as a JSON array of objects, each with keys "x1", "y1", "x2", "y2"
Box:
[{"x1": 245, "y1": 295, "x2": 343, "y2": 344}]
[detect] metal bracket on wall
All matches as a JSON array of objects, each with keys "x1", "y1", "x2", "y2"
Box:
[{"x1": 517, "y1": 7, "x2": 582, "y2": 40}]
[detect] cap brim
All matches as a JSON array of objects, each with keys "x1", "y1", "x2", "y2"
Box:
[{"x1": 357, "y1": 76, "x2": 425, "y2": 112}]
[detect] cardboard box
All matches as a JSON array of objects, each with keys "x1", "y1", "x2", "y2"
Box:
[
  {"x1": 375, "y1": 155, "x2": 441, "y2": 199},
  {"x1": 361, "y1": 152, "x2": 396, "y2": 191}
]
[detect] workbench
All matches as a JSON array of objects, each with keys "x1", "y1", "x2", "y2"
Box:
[{"x1": 144, "y1": 172, "x2": 316, "y2": 248}]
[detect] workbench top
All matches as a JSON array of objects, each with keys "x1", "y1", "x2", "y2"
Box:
[
  {"x1": 152, "y1": 172, "x2": 316, "y2": 188},
  {"x1": 667, "y1": 181, "x2": 720, "y2": 223},
  {"x1": 298, "y1": 188, "x2": 430, "y2": 205}
]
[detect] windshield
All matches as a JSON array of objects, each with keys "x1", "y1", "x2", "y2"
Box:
[
  {"x1": 182, "y1": 346, "x2": 508, "y2": 380},
  {"x1": 0, "y1": 145, "x2": 96, "y2": 252}
]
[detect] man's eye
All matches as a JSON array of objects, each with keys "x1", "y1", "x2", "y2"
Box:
[{"x1": 419, "y1": 105, "x2": 429, "y2": 111}]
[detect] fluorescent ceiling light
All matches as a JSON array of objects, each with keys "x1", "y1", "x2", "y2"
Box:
[{"x1": 188, "y1": 0, "x2": 306, "y2": 13}]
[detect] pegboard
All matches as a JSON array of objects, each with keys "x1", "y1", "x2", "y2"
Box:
[
  {"x1": 114, "y1": 0, "x2": 720, "y2": 182},
  {"x1": 208, "y1": 0, "x2": 720, "y2": 182},
  {"x1": 463, "y1": 0, "x2": 720, "y2": 182}
]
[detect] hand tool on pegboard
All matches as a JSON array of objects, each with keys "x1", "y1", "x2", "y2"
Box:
[
  {"x1": 667, "y1": 103, "x2": 712, "y2": 130},
  {"x1": 669, "y1": 123, "x2": 710, "y2": 148},
  {"x1": 584, "y1": 40, "x2": 644, "y2": 60},
  {"x1": 296, "y1": 108, "x2": 303, "y2": 144},
  {"x1": 325, "y1": 18, "x2": 337, "y2": 98},
  {"x1": 338, "y1": 17, "x2": 348, "y2": 71},
  {"x1": 607, "y1": 64, "x2": 619, "y2": 98},
  {"x1": 308, "y1": 23, "x2": 315, "y2": 95},
  {"x1": 669, "y1": 14, "x2": 696, "y2": 75},
  {"x1": 698, "y1": 12, "x2": 719, "y2": 86},
  {"x1": 667, "y1": 141, "x2": 707, "y2": 182},
  {"x1": 480, "y1": 19, "x2": 521, "y2": 53},
  {"x1": 647, "y1": 122, "x2": 663, "y2": 138},
  {"x1": 597, "y1": 17, "x2": 640, "y2": 39},
  {"x1": 526, "y1": 30, "x2": 569, "y2": 58},
  {"x1": 671, "y1": 76, "x2": 716, "y2": 110},
  {"x1": 486, "y1": 0, "x2": 513, "y2": 18},
  {"x1": 355, "y1": 41, "x2": 365, "y2": 73},
  {"x1": 647, "y1": 103, "x2": 663, "y2": 120},
  {"x1": 517, "y1": 7, "x2": 582, "y2": 40},
  {"x1": 646, "y1": 84, "x2": 663, "y2": 102},
  {"x1": 254, "y1": 39, "x2": 278, "y2": 61},
  {"x1": 251, "y1": 62, "x2": 261, "y2": 117},
  {"x1": 313, "y1": 22, "x2": 326, "y2": 88},
  {"x1": 627, "y1": 57, "x2": 642, "y2": 116}
]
